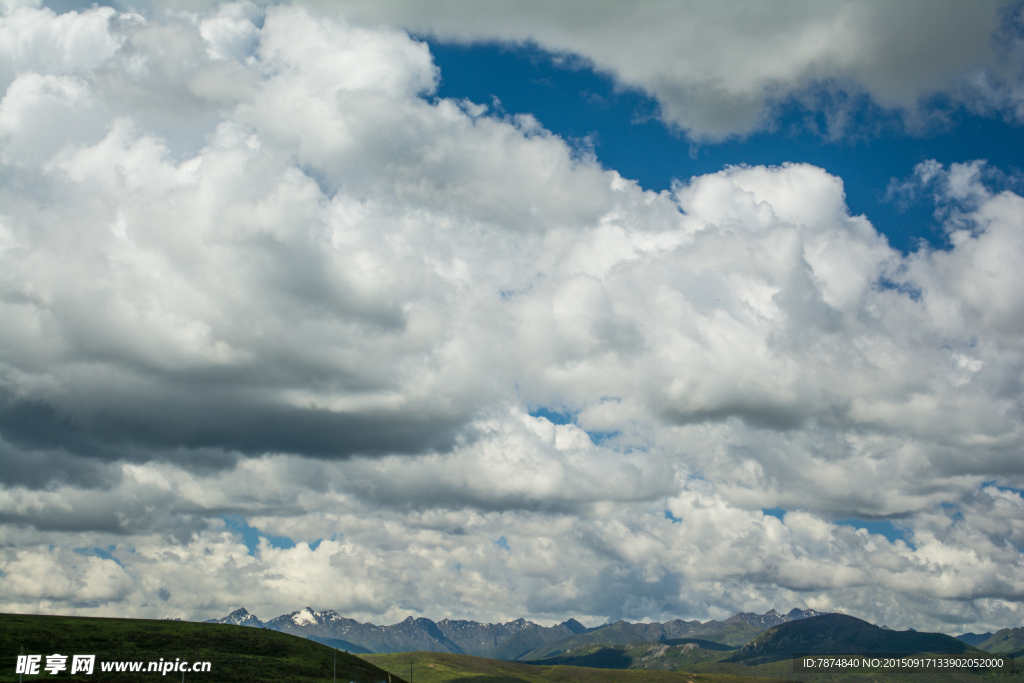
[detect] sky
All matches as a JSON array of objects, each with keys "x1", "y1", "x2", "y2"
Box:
[{"x1": 1, "y1": 0, "x2": 1024, "y2": 635}]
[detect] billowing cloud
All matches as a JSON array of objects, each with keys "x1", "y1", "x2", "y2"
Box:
[{"x1": 1, "y1": 2, "x2": 1023, "y2": 634}]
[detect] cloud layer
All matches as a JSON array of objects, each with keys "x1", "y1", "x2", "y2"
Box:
[
  {"x1": 1, "y1": 2, "x2": 1023, "y2": 634},
  {"x1": 327, "y1": 0, "x2": 1024, "y2": 138}
]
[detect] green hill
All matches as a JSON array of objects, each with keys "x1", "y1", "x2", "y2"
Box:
[
  {"x1": 726, "y1": 614, "x2": 976, "y2": 666},
  {"x1": 363, "y1": 650, "x2": 786, "y2": 683},
  {"x1": 0, "y1": 612, "x2": 401, "y2": 683},
  {"x1": 978, "y1": 627, "x2": 1024, "y2": 654}
]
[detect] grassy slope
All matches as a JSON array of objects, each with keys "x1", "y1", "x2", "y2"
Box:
[
  {"x1": 0, "y1": 612, "x2": 400, "y2": 683},
  {"x1": 362, "y1": 651, "x2": 787, "y2": 683},
  {"x1": 364, "y1": 651, "x2": 1013, "y2": 683}
]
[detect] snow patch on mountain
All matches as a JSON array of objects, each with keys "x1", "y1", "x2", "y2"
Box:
[{"x1": 292, "y1": 608, "x2": 318, "y2": 626}]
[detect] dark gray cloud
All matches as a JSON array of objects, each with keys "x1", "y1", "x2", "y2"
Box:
[
  {"x1": 0, "y1": 388, "x2": 465, "y2": 460},
  {"x1": 0, "y1": 436, "x2": 120, "y2": 490}
]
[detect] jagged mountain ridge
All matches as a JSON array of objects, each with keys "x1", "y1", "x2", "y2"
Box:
[
  {"x1": 262, "y1": 608, "x2": 585, "y2": 658},
  {"x1": 203, "y1": 606, "x2": 824, "y2": 659},
  {"x1": 437, "y1": 616, "x2": 588, "y2": 660}
]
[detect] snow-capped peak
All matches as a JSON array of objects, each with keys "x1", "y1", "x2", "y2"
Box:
[{"x1": 292, "y1": 607, "x2": 318, "y2": 626}]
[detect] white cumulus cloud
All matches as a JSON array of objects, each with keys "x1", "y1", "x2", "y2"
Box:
[{"x1": 0, "y1": 1, "x2": 1022, "y2": 634}]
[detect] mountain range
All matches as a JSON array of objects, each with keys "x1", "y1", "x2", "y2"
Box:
[
  {"x1": 726, "y1": 613, "x2": 974, "y2": 666},
  {"x1": 204, "y1": 606, "x2": 824, "y2": 659},
  {"x1": 975, "y1": 627, "x2": 1024, "y2": 655},
  {"x1": 512, "y1": 613, "x2": 984, "y2": 673}
]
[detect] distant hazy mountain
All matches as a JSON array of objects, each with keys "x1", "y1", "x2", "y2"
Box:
[
  {"x1": 725, "y1": 608, "x2": 824, "y2": 630},
  {"x1": 202, "y1": 606, "x2": 824, "y2": 660},
  {"x1": 727, "y1": 614, "x2": 974, "y2": 666},
  {"x1": 515, "y1": 608, "x2": 823, "y2": 660},
  {"x1": 437, "y1": 617, "x2": 589, "y2": 660},
  {"x1": 977, "y1": 627, "x2": 1024, "y2": 654},
  {"x1": 957, "y1": 632, "x2": 994, "y2": 647}
]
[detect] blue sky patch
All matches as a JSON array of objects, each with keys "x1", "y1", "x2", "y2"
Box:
[
  {"x1": 835, "y1": 518, "x2": 914, "y2": 549},
  {"x1": 985, "y1": 482, "x2": 1024, "y2": 498},
  {"x1": 586, "y1": 430, "x2": 620, "y2": 446},
  {"x1": 427, "y1": 40, "x2": 1024, "y2": 255},
  {"x1": 529, "y1": 407, "x2": 574, "y2": 425},
  {"x1": 221, "y1": 515, "x2": 297, "y2": 556},
  {"x1": 72, "y1": 545, "x2": 123, "y2": 567}
]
